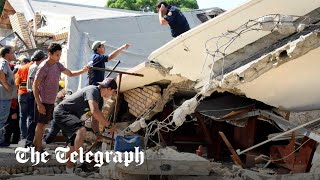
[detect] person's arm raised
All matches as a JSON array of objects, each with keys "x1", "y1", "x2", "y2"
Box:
[{"x1": 108, "y1": 44, "x2": 130, "y2": 60}]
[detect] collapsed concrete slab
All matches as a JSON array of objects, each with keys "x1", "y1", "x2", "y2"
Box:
[
  {"x1": 146, "y1": 0, "x2": 320, "y2": 113},
  {"x1": 148, "y1": 0, "x2": 320, "y2": 84},
  {"x1": 120, "y1": 62, "x2": 187, "y2": 92},
  {"x1": 115, "y1": 147, "x2": 211, "y2": 176},
  {"x1": 223, "y1": 31, "x2": 320, "y2": 111}
]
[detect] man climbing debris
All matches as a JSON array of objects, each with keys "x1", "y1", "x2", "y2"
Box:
[{"x1": 53, "y1": 78, "x2": 118, "y2": 173}]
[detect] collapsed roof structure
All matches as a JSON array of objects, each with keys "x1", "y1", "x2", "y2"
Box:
[{"x1": 117, "y1": 0, "x2": 320, "y2": 177}]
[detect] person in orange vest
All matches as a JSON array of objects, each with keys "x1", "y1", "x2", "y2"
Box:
[{"x1": 15, "y1": 56, "x2": 32, "y2": 145}]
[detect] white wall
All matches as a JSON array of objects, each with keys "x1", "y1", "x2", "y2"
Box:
[
  {"x1": 64, "y1": 9, "x2": 212, "y2": 91},
  {"x1": 77, "y1": 10, "x2": 207, "y2": 69},
  {"x1": 63, "y1": 17, "x2": 91, "y2": 92}
]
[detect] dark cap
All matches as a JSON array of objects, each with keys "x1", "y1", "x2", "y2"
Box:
[
  {"x1": 98, "y1": 78, "x2": 117, "y2": 89},
  {"x1": 31, "y1": 50, "x2": 46, "y2": 61}
]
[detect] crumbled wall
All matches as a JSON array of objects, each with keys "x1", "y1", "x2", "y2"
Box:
[
  {"x1": 9, "y1": 12, "x2": 34, "y2": 48},
  {"x1": 144, "y1": 80, "x2": 195, "y2": 120},
  {"x1": 34, "y1": 12, "x2": 41, "y2": 30},
  {"x1": 124, "y1": 85, "x2": 161, "y2": 117},
  {"x1": 53, "y1": 32, "x2": 68, "y2": 41}
]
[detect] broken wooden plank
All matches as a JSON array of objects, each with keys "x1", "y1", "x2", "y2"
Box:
[{"x1": 219, "y1": 131, "x2": 244, "y2": 168}]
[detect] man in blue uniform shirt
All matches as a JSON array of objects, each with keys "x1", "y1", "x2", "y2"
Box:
[
  {"x1": 157, "y1": 1, "x2": 190, "y2": 37},
  {"x1": 88, "y1": 41, "x2": 130, "y2": 85}
]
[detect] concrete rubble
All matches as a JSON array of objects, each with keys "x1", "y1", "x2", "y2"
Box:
[{"x1": 116, "y1": 147, "x2": 211, "y2": 176}]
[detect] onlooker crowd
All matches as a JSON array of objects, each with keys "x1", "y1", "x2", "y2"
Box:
[
  {"x1": 0, "y1": 42, "x2": 120, "y2": 173},
  {"x1": 0, "y1": 1, "x2": 190, "y2": 173},
  {"x1": 0, "y1": 43, "x2": 89, "y2": 148}
]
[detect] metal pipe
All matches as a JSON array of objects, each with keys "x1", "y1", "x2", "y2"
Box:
[
  {"x1": 110, "y1": 73, "x2": 122, "y2": 148},
  {"x1": 113, "y1": 73, "x2": 122, "y2": 123},
  {"x1": 90, "y1": 67, "x2": 143, "y2": 77}
]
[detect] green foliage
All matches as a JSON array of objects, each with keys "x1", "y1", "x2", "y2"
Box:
[
  {"x1": 106, "y1": 0, "x2": 198, "y2": 12},
  {"x1": 165, "y1": 0, "x2": 198, "y2": 10},
  {"x1": 0, "y1": 0, "x2": 5, "y2": 15}
]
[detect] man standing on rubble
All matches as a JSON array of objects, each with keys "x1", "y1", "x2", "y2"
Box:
[
  {"x1": 156, "y1": 1, "x2": 190, "y2": 37},
  {"x1": 33, "y1": 43, "x2": 89, "y2": 152},
  {"x1": 53, "y1": 78, "x2": 117, "y2": 173},
  {"x1": 88, "y1": 41, "x2": 130, "y2": 85}
]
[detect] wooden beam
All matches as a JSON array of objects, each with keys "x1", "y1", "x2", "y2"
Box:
[
  {"x1": 195, "y1": 112, "x2": 214, "y2": 144},
  {"x1": 219, "y1": 131, "x2": 244, "y2": 168}
]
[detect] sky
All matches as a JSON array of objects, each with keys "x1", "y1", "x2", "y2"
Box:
[
  {"x1": 50, "y1": 0, "x2": 248, "y2": 10},
  {"x1": 197, "y1": 0, "x2": 248, "y2": 10}
]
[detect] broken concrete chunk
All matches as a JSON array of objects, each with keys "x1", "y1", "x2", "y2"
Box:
[
  {"x1": 276, "y1": 15, "x2": 296, "y2": 34},
  {"x1": 116, "y1": 147, "x2": 211, "y2": 176},
  {"x1": 258, "y1": 15, "x2": 276, "y2": 31}
]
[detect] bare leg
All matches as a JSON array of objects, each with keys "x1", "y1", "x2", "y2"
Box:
[
  {"x1": 74, "y1": 127, "x2": 86, "y2": 151},
  {"x1": 66, "y1": 127, "x2": 86, "y2": 169},
  {"x1": 33, "y1": 123, "x2": 46, "y2": 151},
  {"x1": 66, "y1": 146, "x2": 75, "y2": 169}
]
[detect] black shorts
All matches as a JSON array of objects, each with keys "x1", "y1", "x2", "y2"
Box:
[
  {"x1": 53, "y1": 107, "x2": 84, "y2": 142},
  {"x1": 35, "y1": 103, "x2": 54, "y2": 124}
]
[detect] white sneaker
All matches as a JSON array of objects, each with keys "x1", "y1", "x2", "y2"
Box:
[{"x1": 18, "y1": 139, "x2": 26, "y2": 147}]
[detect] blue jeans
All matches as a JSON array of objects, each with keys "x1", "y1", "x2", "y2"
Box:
[
  {"x1": 26, "y1": 93, "x2": 35, "y2": 146},
  {"x1": 18, "y1": 93, "x2": 34, "y2": 139},
  {"x1": 0, "y1": 100, "x2": 11, "y2": 144}
]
